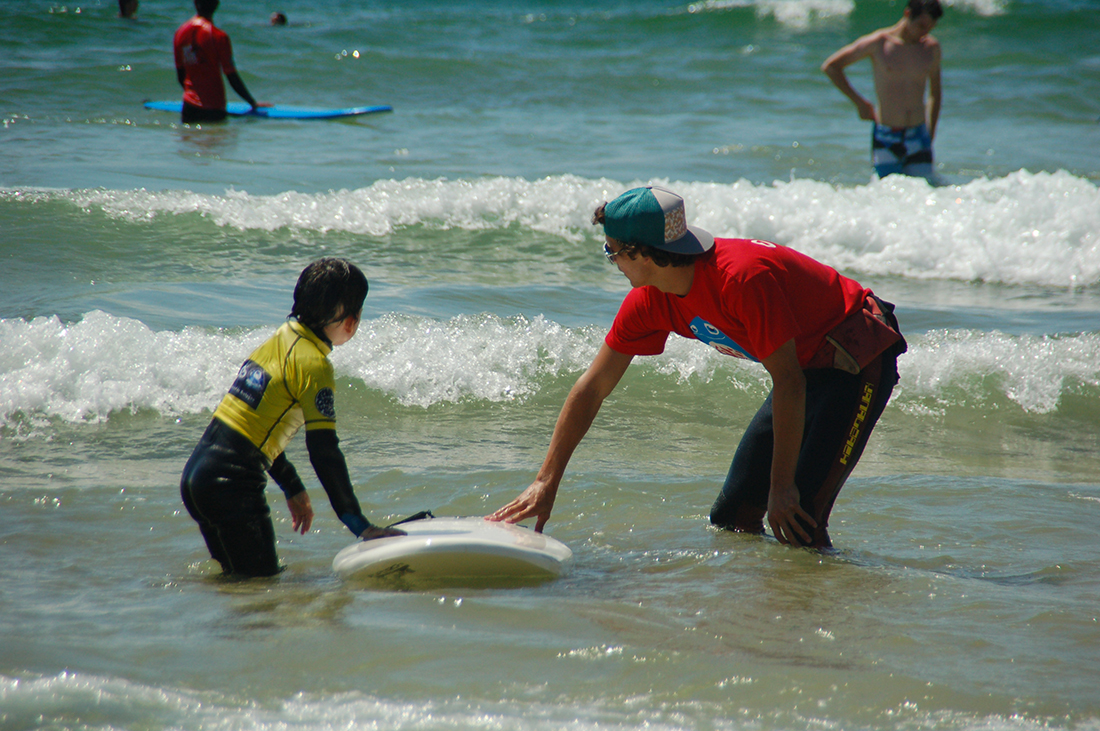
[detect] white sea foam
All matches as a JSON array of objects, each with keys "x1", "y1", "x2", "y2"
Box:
[
  {"x1": 27, "y1": 169, "x2": 1099, "y2": 289},
  {"x1": 54, "y1": 175, "x2": 623, "y2": 240},
  {"x1": 753, "y1": 0, "x2": 854, "y2": 27},
  {"x1": 0, "y1": 671, "x2": 1080, "y2": 731},
  {"x1": 900, "y1": 329, "x2": 1100, "y2": 414},
  {"x1": 684, "y1": 0, "x2": 854, "y2": 28},
  {"x1": 2, "y1": 310, "x2": 1097, "y2": 427},
  {"x1": 0, "y1": 312, "x2": 266, "y2": 426},
  {"x1": 679, "y1": 171, "x2": 1100, "y2": 289},
  {"x1": 336, "y1": 312, "x2": 602, "y2": 408},
  {"x1": 944, "y1": 0, "x2": 1009, "y2": 18},
  {"x1": 681, "y1": 0, "x2": 1004, "y2": 25}
]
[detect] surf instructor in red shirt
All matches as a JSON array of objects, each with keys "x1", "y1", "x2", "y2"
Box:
[
  {"x1": 489, "y1": 186, "x2": 906, "y2": 549},
  {"x1": 173, "y1": 0, "x2": 261, "y2": 123}
]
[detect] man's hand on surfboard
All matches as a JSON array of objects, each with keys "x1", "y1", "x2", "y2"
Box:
[{"x1": 486, "y1": 479, "x2": 557, "y2": 533}]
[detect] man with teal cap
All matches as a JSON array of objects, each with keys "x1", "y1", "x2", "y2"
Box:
[{"x1": 490, "y1": 186, "x2": 905, "y2": 548}]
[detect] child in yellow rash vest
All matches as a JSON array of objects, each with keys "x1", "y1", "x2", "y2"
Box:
[{"x1": 180, "y1": 258, "x2": 404, "y2": 577}]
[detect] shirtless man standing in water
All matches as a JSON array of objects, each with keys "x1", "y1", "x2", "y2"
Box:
[{"x1": 822, "y1": 0, "x2": 943, "y2": 178}]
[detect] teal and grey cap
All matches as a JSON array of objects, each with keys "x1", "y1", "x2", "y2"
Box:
[{"x1": 603, "y1": 186, "x2": 714, "y2": 255}]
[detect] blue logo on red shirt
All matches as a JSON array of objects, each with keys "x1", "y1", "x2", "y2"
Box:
[{"x1": 688, "y1": 317, "x2": 756, "y2": 361}]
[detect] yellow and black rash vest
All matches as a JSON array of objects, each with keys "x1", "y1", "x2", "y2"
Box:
[
  {"x1": 213, "y1": 321, "x2": 371, "y2": 537},
  {"x1": 214, "y1": 321, "x2": 337, "y2": 462}
]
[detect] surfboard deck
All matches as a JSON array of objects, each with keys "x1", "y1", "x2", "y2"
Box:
[
  {"x1": 332, "y1": 516, "x2": 573, "y2": 587},
  {"x1": 142, "y1": 100, "x2": 393, "y2": 119}
]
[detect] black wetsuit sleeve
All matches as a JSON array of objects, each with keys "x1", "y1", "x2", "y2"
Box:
[
  {"x1": 305, "y1": 429, "x2": 373, "y2": 537},
  {"x1": 267, "y1": 452, "x2": 305, "y2": 499}
]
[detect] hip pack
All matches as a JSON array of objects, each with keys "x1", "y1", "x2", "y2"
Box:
[{"x1": 806, "y1": 296, "x2": 906, "y2": 374}]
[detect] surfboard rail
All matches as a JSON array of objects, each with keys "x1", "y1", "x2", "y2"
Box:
[{"x1": 332, "y1": 516, "x2": 573, "y2": 587}]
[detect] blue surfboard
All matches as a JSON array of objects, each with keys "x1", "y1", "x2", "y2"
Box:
[{"x1": 143, "y1": 100, "x2": 392, "y2": 120}]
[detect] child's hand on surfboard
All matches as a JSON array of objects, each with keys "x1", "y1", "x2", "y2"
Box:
[{"x1": 360, "y1": 525, "x2": 406, "y2": 541}]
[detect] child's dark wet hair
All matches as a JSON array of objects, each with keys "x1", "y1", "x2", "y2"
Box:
[{"x1": 289, "y1": 258, "x2": 368, "y2": 333}]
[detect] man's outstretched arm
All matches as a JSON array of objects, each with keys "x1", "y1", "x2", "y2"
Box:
[{"x1": 488, "y1": 344, "x2": 633, "y2": 532}]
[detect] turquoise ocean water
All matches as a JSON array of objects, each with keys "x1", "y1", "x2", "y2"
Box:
[{"x1": 2, "y1": 0, "x2": 1099, "y2": 729}]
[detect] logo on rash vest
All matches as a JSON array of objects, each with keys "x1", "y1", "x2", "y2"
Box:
[
  {"x1": 315, "y1": 388, "x2": 336, "y2": 419},
  {"x1": 181, "y1": 44, "x2": 202, "y2": 65},
  {"x1": 840, "y1": 383, "x2": 875, "y2": 465},
  {"x1": 688, "y1": 317, "x2": 756, "y2": 361},
  {"x1": 228, "y1": 360, "x2": 270, "y2": 410}
]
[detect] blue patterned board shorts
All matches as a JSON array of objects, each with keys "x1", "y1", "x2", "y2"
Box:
[{"x1": 872, "y1": 122, "x2": 934, "y2": 178}]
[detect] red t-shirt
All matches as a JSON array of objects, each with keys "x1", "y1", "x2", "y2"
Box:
[
  {"x1": 173, "y1": 16, "x2": 236, "y2": 110},
  {"x1": 605, "y1": 238, "x2": 871, "y2": 366}
]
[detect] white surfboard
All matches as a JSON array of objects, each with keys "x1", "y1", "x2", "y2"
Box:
[{"x1": 332, "y1": 516, "x2": 573, "y2": 586}]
